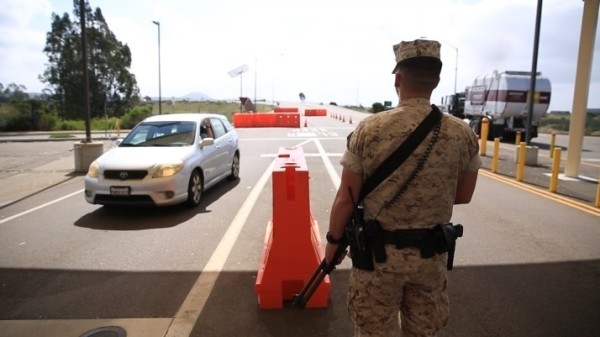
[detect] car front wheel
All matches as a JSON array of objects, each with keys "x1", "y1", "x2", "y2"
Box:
[
  {"x1": 186, "y1": 169, "x2": 203, "y2": 207},
  {"x1": 227, "y1": 153, "x2": 240, "y2": 181}
]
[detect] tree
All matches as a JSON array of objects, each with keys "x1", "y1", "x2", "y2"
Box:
[
  {"x1": 0, "y1": 82, "x2": 29, "y2": 102},
  {"x1": 40, "y1": 0, "x2": 139, "y2": 120},
  {"x1": 371, "y1": 102, "x2": 385, "y2": 113}
]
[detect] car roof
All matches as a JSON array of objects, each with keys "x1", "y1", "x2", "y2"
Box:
[{"x1": 142, "y1": 113, "x2": 224, "y2": 123}]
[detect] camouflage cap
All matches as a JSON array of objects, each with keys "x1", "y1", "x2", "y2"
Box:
[{"x1": 392, "y1": 39, "x2": 442, "y2": 74}]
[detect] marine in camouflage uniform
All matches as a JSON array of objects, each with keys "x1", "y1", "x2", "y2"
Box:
[{"x1": 325, "y1": 39, "x2": 481, "y2": 337}]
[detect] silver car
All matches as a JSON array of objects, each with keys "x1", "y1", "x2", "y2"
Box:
[{"x1": 84, "y1": 113, "x2": 240, "y2": 207}]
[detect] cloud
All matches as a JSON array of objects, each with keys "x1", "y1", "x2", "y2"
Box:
[
  {"x1": 0, "y1": 0, "x2": 52, "y2": 90},
  {"x1": 0, "y1": 0, "x2": 598, "y2": 111}
]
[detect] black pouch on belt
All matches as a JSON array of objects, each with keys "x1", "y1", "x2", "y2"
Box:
[
  {"x1": 365, "y1": 220, "x2": 387, "y2": 263},
  {"x1": 345, "y1": 204, "x2": 375, "y2": 271}
]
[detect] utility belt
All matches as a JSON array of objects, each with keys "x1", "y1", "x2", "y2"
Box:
[{"x1": 347, "y1": 219, "x2": 463, "y2": 271}]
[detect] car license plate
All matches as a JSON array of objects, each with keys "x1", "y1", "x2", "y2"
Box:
[{"x1": 110, "y1": 186, "x2": 130, "y2": 196}]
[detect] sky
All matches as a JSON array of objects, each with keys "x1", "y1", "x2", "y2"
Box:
[{"x1": 0, "y1": 0, "x2": 599, "y2": 112}]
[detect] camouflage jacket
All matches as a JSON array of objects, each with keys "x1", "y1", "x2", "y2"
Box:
[{"x1": 340, "y1": 98, "x2": 480, "y2": 230}]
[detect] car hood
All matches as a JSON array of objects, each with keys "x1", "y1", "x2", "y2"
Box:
[{"x1": 96, "y1": 146, "x2": 193, "y2": 169}]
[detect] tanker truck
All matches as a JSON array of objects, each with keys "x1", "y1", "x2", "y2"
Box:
[{"x1": 458, "y1": 70, "x2": 551, "y2": 140}]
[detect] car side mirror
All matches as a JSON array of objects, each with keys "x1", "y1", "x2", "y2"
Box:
[
  {"x1": 200, "y1": 138, "x2": 214, "y2": 148},
  {"x1": 114, "y1": 139, "x2": 123, "y2": 146}
]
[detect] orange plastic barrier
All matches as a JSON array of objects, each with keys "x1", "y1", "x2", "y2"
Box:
[
  {"x1": 276, "y1": 113, "x2": 300, "y2": 127},
  {"x1": 232, "y1": 112, "x2": 300, "y2": 128},
  {"x1": 254, "y1": 113, "x2": 278, "y2": 127},
  {"x1": 232, "y1": 113, "x2": 254, "y2": 127},
  {"x1": 255, "y1": 147, "x2": 330, "y2": 309},
  {"x1": 304, "y1": 108, "x2": 327, "y2": 116}
]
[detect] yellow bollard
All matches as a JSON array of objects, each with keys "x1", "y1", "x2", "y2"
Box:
[
  {"x1": 549, "y1": 132, "x2": 556, "y2": 158},
  {"x1": 549, "y1": 148, "x2": 562, "y2": 192},
  {"x1": 515, "y1": 131, "x2": 521, "y2": 146},
  {"x1": 595, "y1": 173, "x2": 600, "y2": 208},
  {"x1": 491, "y1": 138, "x2": 500, "y2": 173},
  {"x1": 516, "y1": 142, "x2": 526, "y2": 181},
  {"x1": 115, "y1": 118, "x2": 121, "y2": 137},
  {"x1": 480, "y1": 118, "x2": 489, "y2": 157}
]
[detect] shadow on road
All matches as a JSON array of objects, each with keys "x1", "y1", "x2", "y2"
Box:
[
  {"x1": 74, "y1": 178, "x2": 241, "y2": 230},
  {"x1": 2, "y1": 260, "x2": 598, "y2": 337}
]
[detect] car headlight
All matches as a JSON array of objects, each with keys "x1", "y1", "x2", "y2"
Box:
[
  {"x1": 87, "y1": 161, "x2": 100, "y2": 178},
  {"x1": 153, "y1": 162, "x2": 184, "y2": 178}
]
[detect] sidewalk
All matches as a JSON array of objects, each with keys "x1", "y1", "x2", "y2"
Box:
[
  {"x1": 477, "y1": 140, "x2": 599, "y2": 210},
  {"x1": 0, "y1": 131, "x2": 122, "y2": 143},
  {"x1": 0, "y1": 138, "x2": 115, "y2": 208},
  {"x1": 0, "y1": 132, "x2": 598, "y2": 211}
]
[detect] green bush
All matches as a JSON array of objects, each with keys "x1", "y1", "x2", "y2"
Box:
[
  {"x1": 91, "y1": 116, "x2": 120, "y2": 131},
  {"x1": 57, "y1": 119, "x2": 85, "y2": 130},
  {"x1": 120, "y1": 105, "x2": 152, "y2": 129},
  {"x1": 371, "y1": 102, "x2": 385, "y2": 113},
  {"x1": 539, "y1": 115, "x2": 570, "y2": 132},
  {"x1": 539, "y1": 113, "x2": 600, "y2": 135},
  {"x1": 38, "y1": 112, "x2": 59, "y2": 131},
  {"x1": 586, "y1": 114, "x2": 600, "y2": 135},
  {"x1": 0, "y1": 107, "x2": 31, "y2": 131}
]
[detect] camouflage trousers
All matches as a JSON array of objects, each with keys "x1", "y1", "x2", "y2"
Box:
[{"x1": 348, "y1": 247, "x2": 449, "y2": 337}]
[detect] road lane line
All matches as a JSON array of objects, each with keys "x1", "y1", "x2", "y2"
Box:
[
  {"x1": 164, "y1": 159, "x2": 275, "y2": 337},
  {"x1": 260, "y1": 152, "x2": 344, "y2": 158},
  {"x1": 165, "y1": 138, "x2": 326, "y2": 336},
  {"x1": 0, "y1": 189, "x2": 83, "y2": 225},
  {"x1": 314, "y1": 139, "x2": 341, "y2": 188},
  {"x1": 479, "y1": 170, "x2": 599, "y2": 216}
]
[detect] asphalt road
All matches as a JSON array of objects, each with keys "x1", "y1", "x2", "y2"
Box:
[{"x1": 0, "y1": 104, "x2": 599, "y2": 337}]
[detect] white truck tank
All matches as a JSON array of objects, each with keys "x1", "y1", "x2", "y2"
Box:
[{"x1": 463, "y1": 70, "x2": 552, "y2": 139}]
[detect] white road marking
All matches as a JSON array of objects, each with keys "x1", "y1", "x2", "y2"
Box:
[
  {"x1": 313, "y1": 139, "x2": 341, "y2": 188},
  {"x1": 0, "y1": 189, "x2": 83, "y2": 225},
  {"x1": 164, "y1": 159, "x2": 275, "y2": 337},
  {"x1": 542, "y1": 173, "x2": 599, "y2": 183},
  {"x1": 288, "y1": 132, "x2": 317, "y2": 137},
  {"x1": 165, "y1": 138, "x2": 315, "y2": 337},
  {"x1": 260, "y1": 152, "x2": 343, "y2": 158}
]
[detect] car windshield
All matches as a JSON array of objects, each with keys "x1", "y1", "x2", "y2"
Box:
[{"x1": 120, "y1": 121, "x2": 197, "y2": 146}]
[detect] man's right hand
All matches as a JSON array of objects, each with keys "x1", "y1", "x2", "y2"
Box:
[{"x1": 325, "y1": 242, "x2": 347, "y2": 265}]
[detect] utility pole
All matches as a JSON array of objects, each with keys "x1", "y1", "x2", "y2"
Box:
[
  {"x1": 152, "y1": 20, "x2": 162, "y2": 115},
  {"x1": 80, "y1": 0, "x2": 91, "y2": 142}
]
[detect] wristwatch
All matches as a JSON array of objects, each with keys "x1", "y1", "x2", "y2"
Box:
[{"x1": 326, "y1": 232, "x2": 343, "y2": 244}]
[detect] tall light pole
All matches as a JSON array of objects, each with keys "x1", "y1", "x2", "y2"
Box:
[
  {"x1": 420, "y1": 37, "x2": 458, "y2": 94},
  {"x1": 447, "y1": 42, "x2": 458, "y2": 95},
  {"x1": 80, "y1": 0, "x2": 91, "y2": 142},
  {"x1": 152, "y1": 20, "x2": 162, "y2": 115}
]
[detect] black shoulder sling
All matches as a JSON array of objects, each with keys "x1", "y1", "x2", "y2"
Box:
[
  {"x1": 292, "y1": 105, "x2": 443, "y2": 308},
  {"x1": 359, "y1": 105, "x2": 442, "y2": 202},
  {"x1": 346, "y1": 105, "x2": 443, "y2": 270}
]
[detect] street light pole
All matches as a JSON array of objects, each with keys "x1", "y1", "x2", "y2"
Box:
[
  {"x1": 451, "y1": 45, "x2": 458, "y2": 94},
  {"x1": 441, "y1": 41, "x2": 458, "y2": 94},
  {"x1": 152, "y1": 20, "x2": 162, "y2": 115},
  {"x1": 420, "y1": 37, "x2": 458, "y2": 94}
]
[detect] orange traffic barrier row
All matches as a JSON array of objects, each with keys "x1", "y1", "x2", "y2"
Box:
[
  {"x1": 304, "y1": 108, "x2": 327, "y2": 116},
  {"x1": 255, "y1": 147, "x2": 330, "y2": 309},
  {"x1": 274, "y1": 107, "x2": 299, "y2": 113},
  {"x1": 233, "y1": 112, "x2": 300, "y2": 128}
]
